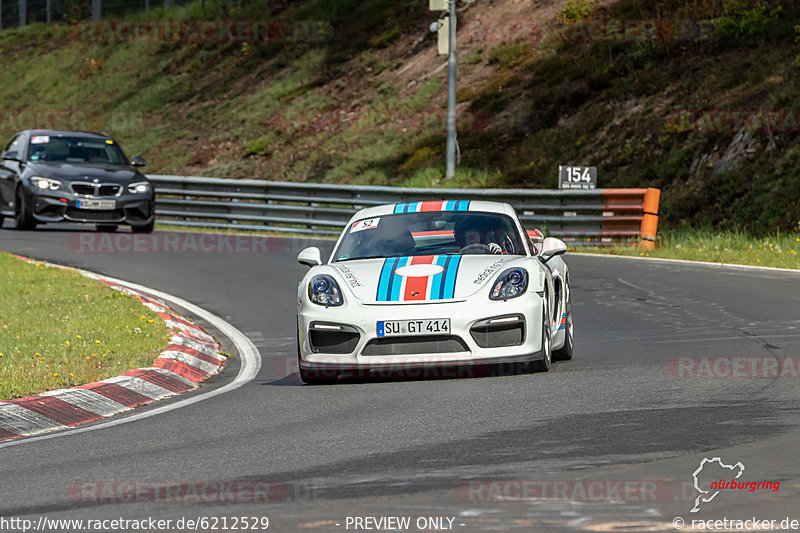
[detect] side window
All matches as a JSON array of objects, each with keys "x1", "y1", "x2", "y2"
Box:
[{"x1": 4, "y1": 135, "x2": 24, "y2": 157}]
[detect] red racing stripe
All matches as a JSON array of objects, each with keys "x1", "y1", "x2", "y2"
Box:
[
  {"x1": 420, "y1": 201, "x2": 445, "y2": 212},
  {"x1": 403, "y1": 255, "x2": 435, "y2": 301},
  {"x1": 8, "y1": 396, "x2": 102, "y2": 427}
]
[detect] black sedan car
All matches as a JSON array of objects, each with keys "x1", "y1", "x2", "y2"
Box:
[{"x1": 0, "y1": 130, "x2": 155, "y2": 232}]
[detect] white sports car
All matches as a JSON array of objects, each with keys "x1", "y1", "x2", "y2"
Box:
[{"x1": 295, "y1": 200, "x2": 573, "y2": 384}]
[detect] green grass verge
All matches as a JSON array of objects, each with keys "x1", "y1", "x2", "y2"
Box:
[
  {"x1": 578, "y1": 230, "x2": 800, "y2": 270},
  {"x1": 0, "y1": 253, "x2": 169, "y2": 400}
]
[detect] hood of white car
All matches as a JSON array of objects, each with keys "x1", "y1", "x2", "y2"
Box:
[{"x1": 331, "y1": 255, "x2": 519, "y2": 303}]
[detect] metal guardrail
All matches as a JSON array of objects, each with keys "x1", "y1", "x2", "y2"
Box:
[{"x1": 147, "y1": 174, "x2": 660, "y2": 247}]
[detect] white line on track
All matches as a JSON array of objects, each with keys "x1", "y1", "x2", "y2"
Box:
[
  {"x1": 0, "y1": 274, "x2": 261, "y2": 449},
  {"x1": 570, "y1": 252, "x2": 800, "y2": 275}
]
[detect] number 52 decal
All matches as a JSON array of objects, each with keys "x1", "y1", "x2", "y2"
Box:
[{"x1": 351, "y1": 218, "x2": 380, "y2": 232}]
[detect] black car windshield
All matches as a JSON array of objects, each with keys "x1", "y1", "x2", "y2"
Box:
[
  {"x1": 334, "y1": 210, "x2": 526, "y2": 261},
  {"x1": 27, "y1": 135, "x2": 128, "y2": 165}
]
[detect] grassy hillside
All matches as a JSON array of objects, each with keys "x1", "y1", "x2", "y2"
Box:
[{"x1": 1, "y1": 0, "x2": 799, "y2": 233}]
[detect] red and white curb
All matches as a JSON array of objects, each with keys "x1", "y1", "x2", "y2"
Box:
[{"x1": 0, "y1": 262, "x2": 228, "y2": 443}]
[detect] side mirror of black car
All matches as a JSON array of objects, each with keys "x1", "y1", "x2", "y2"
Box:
[
  {"x1": 1, "y1": 150, "x2": 19, "y2": 161},
  {"x1": 130, "y1": 155, "x2": 146, "y2": 167}
]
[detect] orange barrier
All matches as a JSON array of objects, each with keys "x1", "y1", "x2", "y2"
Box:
[
  {"x1": 590, "y1": 187, "x2": 661, "y2": 248},
  {"x1": 640, "y1": 188, "x2": 661, "y2": 250}
]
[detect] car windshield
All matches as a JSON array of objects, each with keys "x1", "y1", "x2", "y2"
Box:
[
  {"x1": 27, "y1": 135, "x2": 128, "y2": 165},
  {"x1": 333, "y1": 210, "x2": 526, "y2": 261}
]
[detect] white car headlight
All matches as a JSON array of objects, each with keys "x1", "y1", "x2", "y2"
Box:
[
  {"x1": 490, "y1": 268, "x2": 529, "y2": 300},
  {"x1": 30, "y1": 177, "x2": 62, "y2": 191},
  {"x1": 128, "y1": 182, "x2": 151, "y2": 194},
  {"x1": 308, "y1": 274, "x2": 343, "y2": 307}
]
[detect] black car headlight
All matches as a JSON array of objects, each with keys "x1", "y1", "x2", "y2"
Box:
[
  {"x1": 128, "y1": 182, "x2": 151, "y2": 194},
  {"x1": 30, "y1": 177, "x2": 62, "y2": 191},
  {"x1": 308, "y1": 274, "x2": 343, "y2": 307},
  {"x1": 489, "y1": 268, "x2": 529, "y2": 301}
]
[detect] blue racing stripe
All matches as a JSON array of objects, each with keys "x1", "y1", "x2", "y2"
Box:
[
  {"x1": 389, "y1": 257, "x2": 411, "y2": 301},
  {"x1": 456, "y1": 200, "x2": 471, "y2": 211},
  {"x1": 428, "y1": 255, "x2": 448, "y2": 300},
  {"x1": 436, "y1": 255, "x2": 454, "y2": 300},
  {"x1": 442, "y1": 255, "x2": 461, "y2": 299},
  {"x1": 376, "y1": 257, "x2": 397, "y2": 301}
]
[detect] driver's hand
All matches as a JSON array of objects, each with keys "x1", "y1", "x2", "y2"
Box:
[{"x1": 487, "y1": 242, "x2": 502, "y2": 255}]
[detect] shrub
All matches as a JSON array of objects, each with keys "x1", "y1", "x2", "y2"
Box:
[
  {"x1": 488, "y1": 42, "x2": 530, "y2": 68},
  {"x1": 714, "y1": 0, "x2": 782, "y2": 46},
  {"x1": 558, "y1": 0, "x2": 594, "y2": 23}
]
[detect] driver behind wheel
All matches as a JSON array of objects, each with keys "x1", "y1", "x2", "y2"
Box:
[{"x1": 453, "y1": 217, "x2": 503, "y2": 254}]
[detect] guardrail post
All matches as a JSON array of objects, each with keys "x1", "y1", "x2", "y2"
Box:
[
  {"x1": 640, "y1": 187, "x2": 661, "y2": 250},
  {"x1": 18, "y1": 0, "x2": 25, "y2": 26}
]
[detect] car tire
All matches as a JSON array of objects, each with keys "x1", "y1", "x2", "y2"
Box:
[
  {"x1": 96, "y1": 224, "x2": 118, "y2": 232},
  {"x1": 14, "y1": 187, "x2": 36, "y2": 230},
  {"x1": 552, "y1": 292, "x2": 574, "y2": 361},
  {"x1": 132, "y1": 221, "x2": 155, "y2": 234},
  {"x1": 530, "y1": 295, "x2": 552, "y2": 372}
]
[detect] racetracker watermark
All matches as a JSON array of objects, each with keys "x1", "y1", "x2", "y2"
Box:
[
  {"x1": 457, "y1": 480, "x2": 673, "y2": 503},
  {"x1": 667, "y1": 110, "x2": 800, "y2": 133},
  {"x1": 69, "y1": 480, "x2": 286, "y2": 504},
  {"x1": 66, "y1": 232, "x2": 325, "y2": 255},
  {"x1": 667, "y1": 356, "x2": 800, "y2": 378},
  {"x1": 0, "y1": 109, "x2": 89, "y2": 132},
  {"x1": 276, "y1": 109, "x2": 491, "y2": 135},
  {"x1": 78, "y1": 19, "x2": 330, "y2": 43}
]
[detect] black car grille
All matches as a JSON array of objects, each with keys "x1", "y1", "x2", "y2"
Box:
[
  {"x1": 65, "y1": 208, "x2": 124, "y2": 222},
  {"x1": 362, "y1": 335, "x2": 470, "y2": 356},
  {"x1": 70, "y1": 183, "x2": 121, "y2": 196},
  {"x1": 71, "y1": 183, "x2": 95, "y2": 195},
  {"x1": 309, "y1": 325, "x2": 360, "y2": 354},
  {"x1": 470, "y1": 321, "x2": 525, "y2": 348},
  {"x1": 98, "y1": 185, "x2": 121, "y2": 196}
]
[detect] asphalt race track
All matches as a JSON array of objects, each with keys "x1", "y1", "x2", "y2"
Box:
[{"x1": 1, "y1": 227, "x2": 799, "y2": 532}]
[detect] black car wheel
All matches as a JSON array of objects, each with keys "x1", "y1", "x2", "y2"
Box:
[
  {"x1": 531, "y1": 295, "x2": 552, "y2": 372},
  {"x1": 553, "y1": 292, "x2": 574, "y2": 361},
  {"x1": 14, "y1": 187, "x2": 37, "y2": 230}
]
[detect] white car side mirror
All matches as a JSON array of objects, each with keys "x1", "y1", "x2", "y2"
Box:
[
  {"x1": 540, "y1": 237, "x2": 567, "y2": 262},
  {"x1": 527, "y1": 228, "x2": 544, "y2": 254},
  {"x1": 297, "y1": 247, "x2": 322, "y2": 267}
]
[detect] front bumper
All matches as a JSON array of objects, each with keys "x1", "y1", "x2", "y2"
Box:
[
  {"x1": 28, "y1": 187, "x2": 155, "y2": 227},
  {"x1": 297, "y1": 293, "x2": 546, "y2": 373}
]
